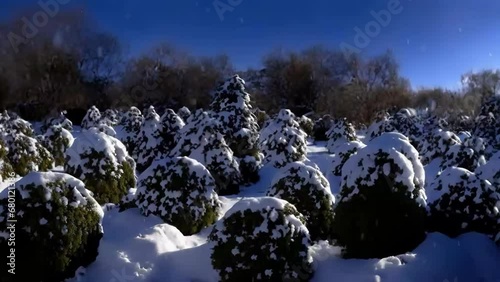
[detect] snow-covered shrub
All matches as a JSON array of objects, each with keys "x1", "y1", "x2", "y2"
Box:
[
  {"x1": 170, "y1": 112, "x2": 243, "y2": 195},
  {"x1": 177, "y1": 106, "x2": 191, "y2": 122},
  {"x1": 133, "y1": 106, "x2": 163, "y2": 173},
  {"x1": 331, "y1": 140, "x2": 366, "y2": 176},
  {"x1": 476, "y1": 151, "x2": 500, "y2": 186},
  {"x1": 298, "y1": 115, "x2": 314, "y2": 136},
  {"x1": 326, "y1": 118, "x2": 357, "y2": 153},
  {"x1": 366, "y1": 112, "x2": 395, "y2": 139},
  {"x1": 332, "y1": 132, "x2": 427, "y2": 258},
  {"x1": 81, "y1": 105, "x2": 102, "y2": 129},
  {"x1": 312, "y1": 114, "x2": 334, "y2": 141},
  {"x1": 41, "y1": 111, "x2": 73, "y2": 133},
  {"x1": 3, "y1": 133, "x2": 54, "y2": 176},
  {"x1": 479, "y1": 95, "x2": 500, "y2": 116},
  {"x1": 203, "y1": 133, "x2": 243, "y2": 195},
  {"x1": 391, "y1": 109, "x2": 423, "y2": 147},
  {"x1": 3, "y1": 116, "x2": 35, "y2": 137},
  {"x1": 135, "y1": 157, "x2": 221, "y2": 235},
  {"x1": 0, "y1": 171, "x2": 104, "y2": 282},
  {"x1": 64, "y1": 128, "x2": 136, "y2": 204},
  {"x1": 427, "y1": 167, "x2": 500, "y2": 239},
  {"x1": 101, "y1": 109, "x2": 119, "y2": 126},
  {"x1": 0, "y1": 140, "x2": 14, "y2": 181},
  {"x1": 40, "y1": 125, "x2": 74, "y2": 166},
  {"x1": 159, "y1": 108, "x2": 185, "y2": 155},
  {"x1": 95, "y1": 123, "x2": 117, "y2": 137},
  {"x1": 267, "y1": 162, "x2": 335, "y2": 241},
  {"x1": 419, "y1": 129, "x2": 462, "y2": 165},
  {"x1": 259, "y1": 109, "x2": 301, "y2": 146},
  {"x1": 208, "y1": 197, "x2": 313, "y2": 281},
  {"x1": 262, "y1": 125, "x2": 308, "y2": 168},
  {"x1": 441, "y1": 136, "x2": 487, "y2": 171},
  {"x1": 473, "y1": 114, "x2": 499, "y2": 154},
  {"x1": 118, "y1": 106, "x2": 144, "y2": 153},
  {"x1": 210, "y1": 75, "x2": 262, "y2": 184}
]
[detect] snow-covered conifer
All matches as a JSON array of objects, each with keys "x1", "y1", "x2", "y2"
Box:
[
  {"x1": 40, "y1": 125, "x2": 74, "y2": 166},
  {"x1": 427, "y1": 167, "x2": 500, "y2": 239},
  {"x1": 0, "y1": 171, "x2": 103, "y2": 282},
  {"x1": 64, "y1": 128, "x2": 136, "y2": 204},
  {"x1": 159, "y1": 108, "x2": 185, "y2": 155},
  {"x1": 133, "y1": 106, "x2": 163, "y2": 172},
  {"x1": 312, "y1": 114, "x2": 334, "y2": 141},
  {"x1": 118, "y1": 106, "x2": 144, "y2": 154},
  {"x1": 331, "y1": 140, "x2": 366, "y2": 176},
  {"x1": 208, "y1": 197, "x2": 313, "y2": 281},
  {"x1": 3, "y1": 133, "x2": 54, "y2": 176},
  {"x1": 135, "y1": 156, "x2": 221, "y2": 235},
  {"x1": 177, "y1": 106, "x2": 191, "y2": 122},
  {"x1": 332, "y1": 132, "x2": 427, "y2": 258},
  {"x1": 326, "y1": 118, "x2": 358, "y2": 153},
  {"x1": 81, "y1": 105, "x2": 102, "y2": 129},
  {"x1": 267, "y1": 162, "x2": 335, "y2": 241}
]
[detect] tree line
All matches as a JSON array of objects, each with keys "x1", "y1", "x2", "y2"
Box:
[{"x1": 0, "y1": 9, "x2": 498, "y2": 124}]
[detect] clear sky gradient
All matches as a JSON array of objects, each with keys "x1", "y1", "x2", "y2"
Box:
[{"x1": 2, "y1": 0, "x2": 500, "y2": 89}]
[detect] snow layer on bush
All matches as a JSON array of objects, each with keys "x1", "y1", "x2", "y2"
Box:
[{"x1": 341, "y1": 132, "x2": 426, "y2": 205}]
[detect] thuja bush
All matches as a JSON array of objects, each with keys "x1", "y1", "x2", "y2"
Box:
[
  {"x1": 208, "y1": 197, "x2": 314, "y2": 281},
  {"x1": 64, "y1": 128, "x2": 136, "y2": 204},
  {"x1": 3, "y1": 133, "x2": 54, "y2": 176},
  {"x1": 427, "y1": 167, "x2": 500, "y2": 240},
  {"x1": 0, "y1": 171, "x2": 104, "y2": 282},
  {"x1": 332, "y1": 132, "x2": 427, "y2": 259},
  {"x1": 267, "y1": 162, "x2": 335, "y2": 241},
  {"x1": 40, "y1": 125, "x2": 74, "y2": 166},
  {"x1": 135, "y1": 156, "x2": 222, "y2": 235}
]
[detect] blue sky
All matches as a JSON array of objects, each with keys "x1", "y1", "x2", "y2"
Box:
[{"x1": 1, "y1": 0, "x2": 500, "y2": 89}]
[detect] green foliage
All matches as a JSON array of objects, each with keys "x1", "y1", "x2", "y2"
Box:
[
  {"x1": 332, "y1": 175, "x2": 427, "y2": 258},
  {"x1": 267, "y1": 163, "x2": 335, "y2": 241},
  {"x1": 135, "y1": 157, "x2": 221, "y2": 235},
  {"x1": 41, "y1": 125, "x2": 74, "y2": 166},
  {"x1": 0, "y1": 172, "x2": 103, "y2": 282},
  {"x1": 209, "y1": 199, "x2": 313, "y2": 281},
  {"x1": 5, "y1": 134, "x2": 54, "y2": 176}
]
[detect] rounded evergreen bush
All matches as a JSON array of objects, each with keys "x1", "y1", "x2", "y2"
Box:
[
  {"x1": 81, "y1": 106, "x2": 102, "y2": 129},
  {"x1": 133, "y1": 105, "x2": 163, "y2": 173},
  {"x1": 262, "y1": 126, "x2": 307, "y2": 168},
  {"x1": 332, "y1": 132, "x2": 427, "y2": 258},
  {"x1": 475, "y1": 150, "x2": 500, "y2": 186},
  {"x1": 267, "y1": 162, "x2": 335, "y2": 241},
  {"x1": 41, "y1": 111, "x2": 73, "y2": 133},
  {"x1": 326, "y1": 118, "x2": 358, "y2": 153},
  {"x1": 312, "y1": 115, "x2": 334, "y2": 141},
  {"x1": 208, "y1": 197, "x2": 313, "y2": 281},
  {"x1": 64, "y1": 128, "x2": 136, "y2": 204},
  {"x1": 159, "y1": 108, "x2": 185, "y2": 155},
  {"x1": 177, "y1": 106, "x2": 191, "y2": 122},
  {"x1": 418, "y1": 129, "x2": 462, "y2": 165},
  {"x1": 40, "y1": 125, "x2": 74, "y2": 166},
  {"x1": 427, "y1": 167, "x2": 500, "y2": 239},
  {"x1": 0, "y1": 171, "x2": 104, "y2": 282},
  {"x1": 135, "y1": 156, "x2": 222, "y2": 235},
  {"x1": 298, "y1": 115, "x2": 314, "y2": 136},
  {"x1": 331, "y1": 140, "x2": 366, "y2": 176},
  {"x1": 3, "y1": 133, "x2": 54, "y2": 176},
  {"x1": 118, "y1": 106, "x2": 144, "y2": 154}
]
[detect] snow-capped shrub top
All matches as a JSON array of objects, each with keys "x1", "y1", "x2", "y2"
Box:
[
  {"x1": 121, "y1": 106, "x2": 144, "y2": 133},
  {"x1": 260, "y1": 109, "x2": 301, "y2": 146},
  {"x1": 102, "y1": 109, "x2": 119, "y2": 126},
  {"x1": 476, "y1": 151, "x2": 500, "y2": 186},
  {"x1": 427, "y1": 167, "x2": 500, "y2": 237},
  {"x1": 298, "y1": 115, "x2": 314, "y2": 136},
  {"x1": 441, "y1": 136, "x2": 487, "y2": 171},
  {"x1": 366, "y1": 113, "x2": 395, "y2": 139},
  {"x1": 132, "y1": 106, "x2": 163, "y2": 172},
  {"x1": 326, "y1": 118, "x2": 357, "y2": 152},
  {"x1": 209, "y1": 196, "x2": 313, "y2": 281},
  {"x1": 65, "y1": 128, "x2": 135, "y2": 179},
  {"x1": 267, "y1": 162, "x2": 335, "y2": 241},
  {"x1": 4, "y1": 171, "x2": 104, "y2": 221},
  {"x1": 177, "y1": 106, "x2": 191, "y2": 121},
  {"x1": 42, "y1": 111, "x2": 73, "y2": 132},
  {"x1": 81, "y1": 106, "x2": 102, "y2": 129},
  {"x1": 269, "y1": 162, "x2": 333, "y2": 204},
  {"x1": 341, "y1": 132, "x2": 426, "y2": 205},
  {"x1": 262, "y1": 125, "x2": 308, "y2": 168},
  {"x1": 419, "y1": 129, "x2": 462, "y2": 164},
  {"x1": 143, "y1": 105, "x2": 160, "y2": 122},
  {"x1": 41, "y1": 125, "x2": 74, "y2": 166},
  {"x1": 3, "y1": 133, "x2": 54, "y2": 176},
  {"x1": 331, "y1": 140, "x2": 366, "y2": 176},
  {"x1": 135, "y1": 156, "x2": 221, "y2": 235},
  {"x1": 161, "y1": 109, "x2": 185, "y2": 131}
]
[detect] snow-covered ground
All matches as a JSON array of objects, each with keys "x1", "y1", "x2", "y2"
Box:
[{"x1": 2, "y1": 142, "x2": 499, "y2": 282}]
